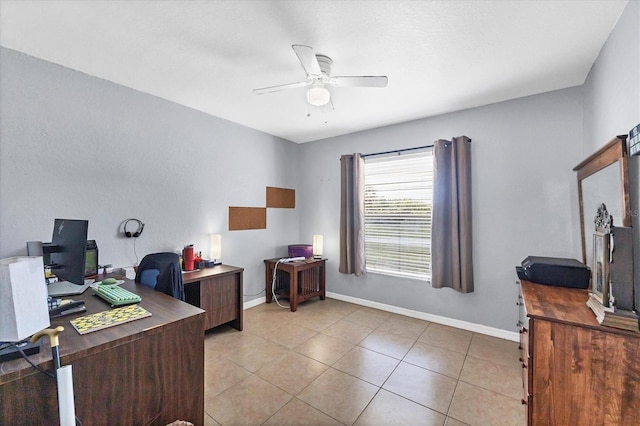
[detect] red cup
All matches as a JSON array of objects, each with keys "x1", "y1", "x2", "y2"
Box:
[{"x1": 183, "y1": 246, "x2": 195, "y2": 271}]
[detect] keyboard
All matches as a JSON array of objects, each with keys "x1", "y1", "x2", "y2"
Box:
[{"x1": 93, "y1": 284, "x2": 141, "y2": 306}]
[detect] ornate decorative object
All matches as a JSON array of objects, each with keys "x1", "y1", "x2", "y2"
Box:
[{"x1": 594, "y1": 203, "x2": 613, "y2": 232}]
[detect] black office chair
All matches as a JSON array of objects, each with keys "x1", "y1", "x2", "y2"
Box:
[{"x1": 135, "y1": 252, "x2": 185, "y2": 301}]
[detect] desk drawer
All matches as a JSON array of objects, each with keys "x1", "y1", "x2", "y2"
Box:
[
  {"x1": 184, "y1": 276, "x2": 240, "y2": 330},
  {"x1": 204, "y1": 281, "x2": 238, "y2": 304},
  {"x1": 202, "y1": 276, "x2": 238, "y2": 329}
]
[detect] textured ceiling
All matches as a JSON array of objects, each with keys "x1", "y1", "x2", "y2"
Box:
[{"x1": 0, "y1": 0, "x2": 628, "y2": 143}]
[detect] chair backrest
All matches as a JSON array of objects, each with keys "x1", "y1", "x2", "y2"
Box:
[
  {"x1": 138, "y1": 269, "x2": 160, "y2": 288},
  {"x1": 135, "y1": 252, "x2": 184, "y2": 301}
]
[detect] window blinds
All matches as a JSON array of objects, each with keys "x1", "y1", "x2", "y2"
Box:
[{"x1": 363, "y1": 149, "x2": 433, "y2": 280}]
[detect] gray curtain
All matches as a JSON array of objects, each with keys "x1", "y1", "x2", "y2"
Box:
[
  {"x1": 431, "y1": 136, "x2": 474, "y2": 293},
  {"x1": 339, "y1": 153, "x2": 366, "y2": 276}
]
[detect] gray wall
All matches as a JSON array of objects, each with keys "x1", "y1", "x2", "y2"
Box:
[
  {"x1": 582, "y1": 0, "x2": 639, "y2": 306},
  {"x1": 298, "y1": 87, "x2": 584, "y2": 332},
  {"x1": 0, "y1": 47, "x2": 301, "y2": 299},
  {"x1": 297, "y1": 0, "x2": 639, "y2": 333}
]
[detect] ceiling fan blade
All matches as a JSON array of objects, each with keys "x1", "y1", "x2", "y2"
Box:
[
  {"x1": 253, "y1": 80, "x2": 311, "y2": 95},
  {"x1": 292, "y1": 44, "x2": 321, "y2": 76},
  {"x1": 329, "y1": 76, "x2": 388, "y2": 88}
]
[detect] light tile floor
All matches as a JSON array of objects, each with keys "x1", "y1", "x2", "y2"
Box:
[{"x1": 204, "y1": 298, "x2": 526, "y2": 426}]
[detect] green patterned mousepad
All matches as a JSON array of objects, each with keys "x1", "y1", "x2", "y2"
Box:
[{"x1": 70, "y1": 304, "x2": 151, "y2": 335}]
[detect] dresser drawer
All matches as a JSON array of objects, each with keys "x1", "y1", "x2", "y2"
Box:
[
  {"x1": 521, "y1": 354, "x2": 529, "y2": 395},
  {"x1": 520, "y1": 326, "x2": 530, "y2": 394},
  {"x1": 519, "y1": 325, "x2": 529, "y2": 360}
]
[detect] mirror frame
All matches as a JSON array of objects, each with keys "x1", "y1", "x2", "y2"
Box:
[{"x1": 574, "y1": 135, "x2": 630, "y2": 264}]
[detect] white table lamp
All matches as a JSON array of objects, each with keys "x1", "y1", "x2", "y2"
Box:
[
  {"x1": 312, "y1": 235, "x2": 323, "y2": 259},
  {"x1": 210, "y1": 234, "x2": 222, "y2": 265}
]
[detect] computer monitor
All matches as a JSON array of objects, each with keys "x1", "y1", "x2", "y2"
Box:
[{"x1": 47, "y1": 219, "x2": 90, "y2": 296}]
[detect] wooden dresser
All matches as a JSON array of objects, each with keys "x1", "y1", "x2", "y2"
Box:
[{"x1": 519, "y1": 280, "x2": 640, "y2": 425}]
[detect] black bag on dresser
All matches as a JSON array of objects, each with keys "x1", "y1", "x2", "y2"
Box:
[
  {"x1": 609, "y1": 226, "x2": 635, "y2": 311},
  {"x1": 516, "y1": 256, "x2": 591, "y2": 289}
]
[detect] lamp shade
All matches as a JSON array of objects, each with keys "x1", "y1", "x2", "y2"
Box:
[
  {"x1": 210, "y1": 234, "x2": 222, "y2": 261},
  {"x1": 312, "y1": 235, "x2": 324, "y2": 259},
  {"x1": 307, "y1": 85, "x2": 331, "y2": 106},
  {"x1": 0, "y1": 256, "x2": 50, "y2": 341}
]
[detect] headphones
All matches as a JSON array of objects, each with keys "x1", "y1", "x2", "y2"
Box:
[{"x1": 124, "y1": 218, "x2": 145, "y2": 238}]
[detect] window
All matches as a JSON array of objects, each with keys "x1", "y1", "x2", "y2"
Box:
[{"x1": 363, "y1": 149, "x2": 433, "y2": 280}]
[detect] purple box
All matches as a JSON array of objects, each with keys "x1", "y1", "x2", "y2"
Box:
[{"x1": 288, "y1": 244, "x2": 313, "y2": 258}]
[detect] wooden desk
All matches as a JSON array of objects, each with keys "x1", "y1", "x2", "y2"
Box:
[
  {"x1": 182, "y1": 264, "x2": 244, "y2": 331},
  {"x1": 0, "y1": 279, "x2": 205, "y2": 425},
  {"x1": 519, "y1": 280, "x2": 640, "y2": 425},
  {"x1": 264, "y1": 258, "x2": 326, "y2": 312}
]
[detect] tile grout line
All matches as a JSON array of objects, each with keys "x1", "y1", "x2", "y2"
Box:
[{"x1": 206, "y1": 301, "x2": 523, "y2": 425}]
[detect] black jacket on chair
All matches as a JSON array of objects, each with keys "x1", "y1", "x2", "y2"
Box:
[{"x1": 135, "y1": 252, "x2": 185, "y2": 301}]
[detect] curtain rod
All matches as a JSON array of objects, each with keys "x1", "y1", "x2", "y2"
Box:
[{"x1": 361, "y1": 144, "x2": 434, "y2": 158}]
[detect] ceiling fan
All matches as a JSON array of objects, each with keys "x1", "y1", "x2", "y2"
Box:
[{"x1": 253, "y1": 44, "x2": 388, "y2": 108}]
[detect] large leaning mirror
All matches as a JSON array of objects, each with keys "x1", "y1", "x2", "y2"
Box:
[{"x1": 574, "y1": 135, "x2": 631, "y2": 269}]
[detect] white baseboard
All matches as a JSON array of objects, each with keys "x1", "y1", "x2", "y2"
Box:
[
  {"x1": 243, "y1": 296, "x2": 266, "y2": 310},
  {"x1": 325, "y1": 292, "x2": 519, "y2": 342},
  {"x1": 243, "y1": 293, "x2": 519, "y2": 342}
]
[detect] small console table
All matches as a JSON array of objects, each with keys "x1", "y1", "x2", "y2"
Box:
[
  {"x1": 182, "y1": 264, "x2": 244, "y2": 331},
  {"x1": 264, "y1": 258, "x2": 326, "y2": 312}
]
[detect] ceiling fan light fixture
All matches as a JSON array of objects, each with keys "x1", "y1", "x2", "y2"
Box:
[{"x1": 306, "y1": 85, "x2": 330, "y2": 106}]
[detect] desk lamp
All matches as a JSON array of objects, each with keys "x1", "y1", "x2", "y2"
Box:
[
  {"x1": 312, "y1": 235, "x2": 323, "y2": 259},
  {"x1": 209, "y1": 234, "x2": 222, "y2": 266}
]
